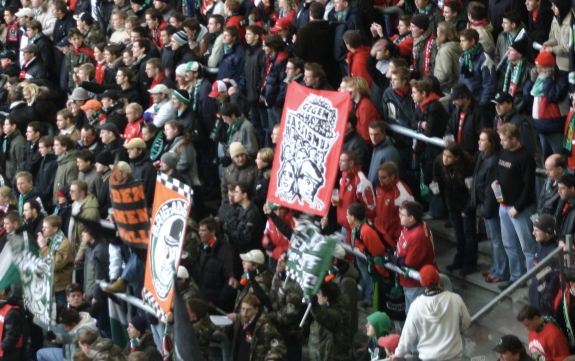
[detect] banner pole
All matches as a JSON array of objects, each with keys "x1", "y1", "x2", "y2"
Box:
[{"x1": 299, "y1": 302, "x2": 312, "y2": 328}]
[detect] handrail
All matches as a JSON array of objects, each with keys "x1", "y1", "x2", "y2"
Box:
[
  {"x1": 385, "y1": 123, "x2": 547, "y2": 177},
  {"x1": 341, "y1": 243, "x2": 421, "y2": 281},
  {"x1": 470, "y1": 246, "x2": 564, "y2": 324},
  {"x1": 99, "y1": 280, "x2": 157, "y2": 315}
]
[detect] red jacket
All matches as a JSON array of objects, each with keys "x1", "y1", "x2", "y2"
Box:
[
  {"x1": 390, "y1": 34, "x2": 413, "y2": 58},
  {"x1": 226, "y1": 15, "x2": 247, "y2": 46},
  {"x1": 123, "y1": 118, "x2": 144, "y2": 142},
  {"x1": 337, "y1": 166, "x2": 376, "y2": 230},
  {"x1": 347, "y1": 45, "x2": 373, "y2": 87},
  {"x1": 353, "y1": 221, "x2": 394, "y2": 278},
  {"x1": 262, "y1": 212, "x2": 294, "y2": 261},
  {"x1": 375, "y1": 177, "x2": 414, "y2": 240},
  {"x1": 149, "y1": 21, "x2": 167, "y2": 48},
  {"x1": 355, "y1": 97, "x2": 379, "y2": 143},
  {"x1": 396, "y1": 221, "x2": 436, "y2": 287},
  {"x1": 528, "y1": 322, "x2": 570, "y2": 361}
]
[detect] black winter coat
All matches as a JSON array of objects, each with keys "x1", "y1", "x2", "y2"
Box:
[
  {"x1": 527, "y1": 2, "x2": 554, "y2": 46},
  {"x1": 128, "y1": 151, "x2": 156, "y2": 207},
  {"x1": 18, "y1": 140, "x2": 41, "y2": 176},
  {"x1": 35, "y1": 153, "x2": 58, "y2": 211},
  {"x1": 174, "y1": 45, "x2": 198, "y2": 68},
  {"x1": 245, "y1": 42, "x2": 265, "y2": 104},
  {"x1": 199, "y1": 239, "x2": 238, "y2": 307},
  {"x1": 433, "y1": 155, "x2": 475, "y2": 213},
  {"x1": 29, "y1": 34, "x2": 54, "y2": 76},
  {"x1": 104, "y1": 102, "x2": 128, "y2": 134},
  {"x1": 263, "y1": 51, "x2": 288, "y2": 108},
  {"x1": 555, "y1": 199, "x2": 575, "y2": 237},
  {"x1": 53, "y1": 12, "x2": 75, "y2": 44},
  {"x1": 123, "y1": 332, "x2": 162, "y2": 361},
  {"x1": 0, "y1": 300, "x2": 24, "y2": 361},
  {"x1": 445, "y1": 101, "x2": 489, "y2": 158},
  {"x1": 292, "y1": 1, "x2": 311, "y2": 28},
  {"x1": 104, "y1": 138, "x2": 129, "y2": 165},
  {"x1": 223, "y1": 202, "x2": 265, "y2": 255},
  {"x1": 0, "y1": 63, "x2": 18, "y2": 78},
  {"x1": 21, "y1": 56, "x2": 47, "y2": 80},
  {"x1": 343, "y1": 129, "x2": 370, "y2": 173},
  {"x1": 328, "y1": 6, "x2": 365, "y2": 62},
  {"x1": 253, "y1": 166, "x2": 271, "y2": 211},
  {"x1": 528, "y1": 236, "x2": 561, "y2": 316},
  {"x1": 493, "y1": 109, "x2": 536, "y2": 156},
  {"x1": 276, "y1": 75, "x2": 304, "y2": 109},
  {"x1": 470, "y1": 151, "x2": 499, "y2": 219},
  {"x1": 489, "y1": 0, "x2": 528, "y2": 38},
  {"x1": 217, "y1": 39, "x2": 246, "y2": 93},
  {"x1": 9, "y1": 102, "x2": 39, "y2": 135}
]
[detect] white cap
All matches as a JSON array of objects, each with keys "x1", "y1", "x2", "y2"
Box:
[
  {"x1": 15, "y1": 8, "x2": 34, "y2": 17},
  {"x1": 148, "y1": 84, "x2": 171, "y2": 95},
  {"x1": 240, "y1": 250, "x2": 265, "y2": 265},
  {"x1": 177, "y1": 266, "x2": 189, "y2": 279},
  {"x1": 175, "y1": 64, "x2": 187, "y2": 77}
]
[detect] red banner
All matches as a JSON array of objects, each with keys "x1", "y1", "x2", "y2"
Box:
[{"x1": 267, "y1": 82, "x2": 351, "y2": 216}]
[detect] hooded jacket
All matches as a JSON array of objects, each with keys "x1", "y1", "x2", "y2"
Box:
[
  {"x1": 395, "y1": 291, "x2": 471, "y2": 360},
  {"x1": 217, "y1": 39, "x2": 246, "y2": 92},
  {"x1": 346, "y1": 45, "x2": 373, "y2": 87},
  {"x1": 445, "y1": 99, "x2": 489, "y2": 157},
  {"x1": 434, "y1": 41, "x2": 462, "y2": 96},
  {"x1": 458, "y1": 43, "x2": 497, "y2": 106},
  {"x1": 367, "y1": 136, "x2": 400, "y2": 187},
  {"x1": 3, "y1": 129, "x2": 25, "y2": 182},
  {"x1": 543, "y1": 5, "x2": 571, "y2": 71},
  {"x1": 49, "y1": 312, "x2": 98, "y2": 361}
]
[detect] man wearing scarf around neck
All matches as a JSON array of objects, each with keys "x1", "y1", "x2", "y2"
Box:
[
  {"x1": 409, "y1": 15, "x2": 436, "y2": 80},
  {"x1": 392, "y1": 265, "x2": 470, "y2": 361},
  {"x1": 466, "y1": 2, "x2": 495, "y2": 55},
  {"x1": 458, "y1": 28, "x2": 496, "y2": 109},
  {"x1": 65, "y1": 28, "x2": 95, "y2": 91},
  {"x1": 499, "y1": 37, "x2": 533, "y2": 115},
  {"x1": 493, "y1": 11, "x2": 527, "y2": 72},
  {"x1": 517, "y1": 304, "x2": 570, "y2": 361},
  {"x1": 37, "y1": 214, "x2": 74, "y2": 304},
  {"x1": 413, "y1": 0, "x2": 443, "y2": 35}
]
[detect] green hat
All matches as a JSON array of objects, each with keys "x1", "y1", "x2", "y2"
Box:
[
  {"x1": 173, "y1": 89, "x2": 190, "y2": 105},
  {"x1": 366, "y1": 311, "x2": 391, "y2": 338}
]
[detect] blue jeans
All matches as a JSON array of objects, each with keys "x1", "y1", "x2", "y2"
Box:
[
  {"x1": 122, "y1": 252, "x2": 145, "y2": 298},
  {"x1": 403, "y1": 286, "x2": 425, "y2": 315},
  {"x1": 356, "y1": 256, "x2": 373, "y2": 304},
  {"x1": 448, "y1": 206, "x2": 477, "y2": 272},
  {"x1": 485, "y1": 215, "x2": 509, "y2": 280},
  {"x1": 250, "y1": 104, "x2": 268, "y2": 148},
  {"x1": 499, "y1": 204, "x2": 536, "y2": 282},
  {"x1": 37, "y1": 348, "x2": 63, "y2": 361},
  {"x1": 539, "y1": 132, "x2": 564, "y2": 162}
]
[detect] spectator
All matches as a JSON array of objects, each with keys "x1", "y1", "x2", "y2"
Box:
[
  {"x1": 15, "y1": 171, "x2": 46, "y2": 215},
  {"x1": 183, "y1": 62, "x2": 216, "y2": 137},
  {"x1": 100, "y1": 90, "x2": 128, "y2": 133},
  {"x1": 303, "y1": 62, "x2": 333, "y2": 90},
  {"x1": 342, "y1": 112, "x2": 370, "y2": 173},
  {"x1": 123, "y1": 103, "x2": 145, "y2": 143},
  {"x1": 124, "y1": 138, "x2": 157, "y2": 206},
  {"x1": 492, "y1": 91, "x2": 536, "y2": 156},
  {"x1": 466, "y1": 2, "x2": 495, "y2": 55},
  {"x1": 517, "y1": 305, "x2": 570, "y2": 361},
  {"x1": 109, "y1": 11, "x2": 130, "y2": 45},
  {"x1": 217, "y1": 26, "x2": 246, "y2": 92},
  {"x1": 554, "y1": 266, "x2": 575, "y2": 353},
  {"x1": 261, "y1": 204, "x2": 293, "y2": 269},
  {"x1": 220, "y1": 102, "x2": 258, "y2": 159},
  {"x1": 186, "y1": 299, "x2": 216, "y2": 361},
  {"x1": 443, "y1": 2, "x2": 467, "y2": 32},
  {"x1": 538, "y1": 154, "x2": 566, "y2": 216},
  {"x1": 230, "y1": 294, "x2": 286, "y2": 361},
  {"x1": 52, "y1": 136, "x2": 79, "y2": 206},
  {"x1": 309, "y1": 281, "x2": 352, "y2": 361},
  {"x1": 527, "y1": 214, "x2": 561, "y2": 316},
  {"x1": 458, "y1": 28, "x2": 497, "y2": 108},
  {"x1": 57, "y1": 109, "x2": 81, "y2": 142},
  {"x1": 541, "y1": 0, "x2": 571, "y2": 72},
  {"x1": 68, "y1": 179, "x2": 100, "y2": 263},
  {"x1": 77, "y1": 149, "x2": 103, "y2": 197},
  {"x1": 65, "y1": 28, "x2": 95, "y2": 91},
  {"x1": 493, "y1": 123, "x2": 536, "y2": 290},
  {"x1": 201, "y1": 14, "x2": 225, "y2": 68},
  {"x1": 493, "y1": 11, "x2": 526, "y2": 67},
  {"x1": 125, "y1": 316, "x2": 162, "y2": 361},
  {"x1": 76, "y1": 125, "x2": 104, "y2": 158},
  {"x1": 346, "y1": 77, "x2": 379, "y2": 144},
  {"x1": 171, "y1": 89, "x2": 203, "y2": 145},
  {"x1": 220, "y1": 142, "x2": 258, "y2": 200},
  {"x1": 328, "y1": 0, "x2": 365, "y2": 78},
  {"x1": 524, "y1": 51, "x2": 569, "y2": 160},
  {"x1": 344, "y1": 30, "x2": 372, "y2": 87},
  {"x1": 555, "y1": 174, "x2": 575, "y2": 237},
  {"x1": 23, "y1": 198, "x2": 44, "y2": 236},
  {"x1": 410, "y1": 15, "x2": 436, "y2": 80},
  {"x1": 492, "y1": 335, "x2": 534, "y2": 361},
  {"x1": 564, "y1": 96, "x2": 575, "y2": 173},
  {"x1": 77, "y1": 330, "x2": 126, "y2": 360},
  {"x1": 446, "y1": 83, "x2": 489, "y2": 157},
  {"x1": 26, "y1": 20, "x2": 54, "y2": 78},
  {"x1": 434, "y1": 22, "x2": 462, "y2": 96},
  {"x1": 0, "y1": 51, "x2": 19, "y2": 78},
  {"x1": 0, "y1": 287, "x2": 24, "y2": 361},
  {"x1": 19, "y1": 44, "x2": 47, "y2": 80},
  {"x1": 244, "y1": 25, "x2": 266, "y2": 148},
  {"x1": 359, "y1": 311, "x2": 390, "y2": 361},
  {"x1": 95, "y1": 151, "x2": 114, "y2": 218},
  {"x1": 392, "y1": 265, "x2": 471, "y2": 361},
  {"x1": 3, "y1": 7, "x2": 19, "y2": 52},
  {"x1": 390, "y1": 16, "x2": 414, "y2": 57},
  {"x1": 74, "y1": 13, "x2": 106, "y2": 49},
  {"x1": 367, "y1": 121, "x2": 400, "y2": 187},
  {"x1": 38, "y1": 214, "x2": 74, "y2": 303},
  {"x1": 526, "y1": 0, "x2": 553, "y2": 49},
  {"x1": 2, "y1": 116, "x2": 26, "y2": 183},
  {"x1": 171, "y1": 31, "x2": 197, "y2": 67},
  {"x1": 261, "y1": 34, "x2": 288, "y2": 131},
  {"x1": 413, "y1": 0, "x2": 443, "y2": 35},
  {"x1": 36, "y1": 136, "x2": 58, "y2": 210},
  {"x1": 145, "y1": 8, "x2": 167, "y2": 48},
  {"x1": 163, "y1": 120, "x2": 201, "y2": 187},
  {"x1": 145, "y1": 84, "x2": 176, "y2": 129},
  {"x1": 253, "y1": 148, "x2": 274, "y2": 211},
  {"x1": 159, "y1": 152, "x2": 191, "y2": 185},
  {"x1": 375, "y1": 162, "x2": 414, "y2": 240}
]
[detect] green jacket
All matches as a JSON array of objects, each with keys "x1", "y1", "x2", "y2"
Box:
[
  {"x1": 234, "y1": 267, "x2": 274, "y2": 312},
  {"x1": 309, "y1": 294, "x2": 352, "y2": 361},
  {"x1": 65, "y1": 48, "x2": 95, "y2": 90},
  {"x1": 71, "y1": 192, "x2": 100, "y2": 260},
  {"x1": 53, "y1": 150, "x2": 79, "y2": 205},
  {"x1": 84, "y1": 23, "x2": 106, "y2": 49},
  {"x1": 231, "y1": 312, "x2": 286, "y2": 361},
  {"x1": 182, "y1": 218, "x2": 201, "y2": 281},
  {"x1": 87, "y1": 337, "x2": 127, "y2": 361},
  {"x1": 192, "y1": 314, "x2": 216, "y2": 361},
  {"x1": 267, "y1": 273, "x2": 305, "y2": 345},
  {"x1": 180, "y1": 278, "x2": 200, "y2": 304}
]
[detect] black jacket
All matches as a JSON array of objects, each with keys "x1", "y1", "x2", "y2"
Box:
[
  {"x1": 292, "y1": 0, "x2": 311, "y2": 28},
  {"x1": 445, "y1": 100, "x2": 489, "y2": 158},
  {"x1": 104, "y1": 102, "x2": 128, "y2": 134},
  {"x1": 498, "y1": 60, "x2": 534, "y2": 114},
  {"x1": 276, "y1": 75, "x2": 303, "y2": 109},
  {"x1": 134, "y1": 54, "x2": 152, "y2": 109},
  {"x1": 328, "y1": 6, "x2": 366, "y2": 62},
  {"x1": 53, "y1": 12, "x2": 75, "y2": 44},
  {"x1": 20, "y1": 56, "x2": 46, "y2": 80},
  {"x1": 253, "y1": 166, "x2": 271, "y2": 211},
  {"x1": 343, "y1": 129, "x2": 370, "y2": 173},
  {"x1": 489, "y1": 0, "x2": 528, "y2": 38},
  {"x1": 174, "y1": 45, "x2": 198, "y2": 68},
  {"x1": 555, "y1": 198, "x2": 575, "y2": 237},
  {"x1": 18, "y1": 140, "x2": 41, "y2": 176},
  {"x1": 124, "y1": 332, "x2": 162, "y2": 361},
  {"x1": 433, "y1": 155, "x2": 475, "y2": 213},
  {"x1": 470, "y1": 151, "x2": 499, "y2": 219},
  {"x1": 28, "y1": 33, "x2": 54, "y2": 76},
  {"x1": 527, "y1": 2, "x2": 554, "y2": 47},
  {"x1": 25, "y1": 214, "x2": 44, "y2": 238},
  {"x1": 538, "y1": 178, "x2": 561, "y2": 216},
  {"x1": 129, "y1": 151, "x2": 156, "y2": 207},
  {"x1": 263, "y1": 51, "x2": 288, "y2": 108},
  {"x1": 493, "y1": 109, "x2": 536, "y2": 156},
  {"x1": 223, "y1": 202, "x2": 265, "y2": 255},
  {"x1": 104, "y1": 137, "x2": 129, "y2": 165},
  {"x1": 35, "y1": 153, "x2": 58, "y2": 212},
  {"x1": 245, "y1": 42, "x2": 265, "y2": 104},
  {"x1": 0, "y1": 63, "x2": 19, "y2": 78},
  {"x1": 0, "y1": 300, "x2": 24, "y2": 361},
  {"x1": 97, "y1": 176, "x2": 112, "y2": 219},
  {"x1": 175, "y1": 106, "x2": 204, "y2": 146},
  {"x1": 528, "y1": 236, "x2": 561, "y2": 316},
  {"x1": 199, "y1": 239, "x2": 238, "y2": 307}
]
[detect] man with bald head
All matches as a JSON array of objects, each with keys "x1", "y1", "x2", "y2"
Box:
[{"x1": 538, "y1": 154, "x2": 566, "y2": 216}]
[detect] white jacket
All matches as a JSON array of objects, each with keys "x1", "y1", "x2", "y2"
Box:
[{"x1": 395, "y1": 291, "x2": 471, "y2": 360}]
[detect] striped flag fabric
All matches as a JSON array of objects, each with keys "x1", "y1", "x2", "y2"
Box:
[{"x1": 0, "y1": 245, "x2": 20, "y2": 291}]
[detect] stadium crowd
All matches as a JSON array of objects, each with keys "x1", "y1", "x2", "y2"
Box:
[{"x1": 0, "y1": 0, "x2": 573, "y2": 359}]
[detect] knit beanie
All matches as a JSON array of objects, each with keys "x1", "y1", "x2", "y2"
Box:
[
  {"x1": 161, "y1": 152, "x2": 178, "y2": 170},
  {"x1": 419, "y1": 265, "x2": 440, "y2": 287},
  {"x1": 366, "y1": 312, "x2": 391, "y2": 338},
  {"x1": 533, "y1": 214, "x2": 555, "y2": 235},
  {"x1": 509, "y1": 37, "x2": 528, "y2": 57},
  {"x1": 175, "y1": 64, "x2": 187, "y2": 77},
  {"x1": 95, "y1": 151, "x2": 115, "y2": 167},
  {"x1": 130, "y1": 316, "x2": 148, "y2": 335},
  {"x1": 534, "y1": 51, "x2": 555, "y2": 67},
  {"x1": 229, "y1": 142, "x2": 247, "y2": 158},
  {"x1": 173, "y1": 89, "x2": 190, "y2": 105},
  {"x1": 172, "y1": 30, "x2": 188, "y2": 46},
  {"x1": 410, "y1": 14, "x2": 429, "y2": 31}
]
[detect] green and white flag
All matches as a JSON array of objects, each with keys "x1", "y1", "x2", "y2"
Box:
[
  {"x1": 0, "y1": 245, "x2": 21, "y2": 291},
  {"x1": 286, "y1": 219, "x2": 338, "y2": 297}
]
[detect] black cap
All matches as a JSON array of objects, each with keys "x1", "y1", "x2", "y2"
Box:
[
  {"x1": 100, "y1": 89, "x2": 120, "y2": 101},
  {"x1": 0, "y1": 50, "x2": 16, "y2": 62},
  {"x1": 492, "y1": 335, "x2": 524, "y2": 353},
  {"x1": 450, "y1": 83, "x2": 472, "y2": 101},
  {"x1": 100, "y1": 123, "x2": 119, "y2": 136},
  {"x1": 95, "y1": 150, "x2": 115, "y2": 167},
  {"x1": 509, "y1": 37, "x2": 528, "y2": 57},
  {"x1": 491, "y1": 91, "x2": 513, "y2": 104}
]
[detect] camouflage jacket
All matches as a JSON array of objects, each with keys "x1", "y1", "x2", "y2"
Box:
[
  {"x1": 83, "y1": 23, "x2": 106, "y2": 49},
  {"x1": 231, "y1": 313, "x2": 286, "y2": 361},
  {"x1": 309, "y1": 294, "x2": 352, "y2": 361},
  {"x1": 192, "y1": 314, "x2": 216, "y2": 361},
  {"x1": 87, "y1": 337, "x2": 127, "y2": 361},
  {"x1": 267, "y1": 273, "x2": 305, "y2": 344},
  {"x1": 234, "y1": 267, "x2": 274, "y2": 312},
  {"x1": 180, "y1": 278, "x2": 200, "y2": 304},
  {"x1": 181, "y1": 218, "x2": 201, "y2": 281}
]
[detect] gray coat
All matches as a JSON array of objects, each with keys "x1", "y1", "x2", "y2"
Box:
[
  {"x1": 434, "y1": 41, "x2": 462, "y2": 96},
  {"x1": 164, "y1": 135, "x2": 200, "y2": 186},
  {"x1": 223, "y1": 117, "x2": 259, "y2": 160},
  {"x1": 368, "y1": 137, "x2": 400, "y2": 186},
  {"x1": 4, "y1": 129, "x2": 26, "y2": 182},
  {"x1": 79, "y1": 165, "x2": 103, "y2": 197},
  {"x1": 221, "y1": 158, "x2": 258, "y2": 200}
]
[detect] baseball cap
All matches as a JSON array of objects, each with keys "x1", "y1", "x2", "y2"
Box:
[
  {"x1": 271, "y1": 17, "x2": 292, "y2": 34},
  {"x1": 491, "y1": 91, "x2": 513, "y2": 104},
  {"x1": 73, "y1": 12, "x2": 94, "y2": 24},
  {"x1": 240, "y1": 250, "x2": 265, "y2": 265},
  {"x1": 148, "y1": 84, "x2": 171, "y2": 95},
  {"x1": 100, "y1": 123, "x2": 119, "y2": 135},
  {"x1": 123, "y1": 137, "x2": 146, "y2": 149},
  {"x1": 80, "y1": 99, "x2": 102, "y2": 111},
  {"x1": 15, "y1": 8, "x2": 34, "y2": 17},
  {"x1": 20, "y1": 44, "x2": 39, "y2": 53},
  {"x1": 100, "y1": 89, "x2": 120, "y2": 101},
  {"x1": 56, "y1": 37, "x2": 70, "y2": 47},
  {"x1": 185, "y1": 61, "x2": 200, "y2": 72},
  {"x1": 208, "y1": 80, "x2": 227, "y2": 98},
  {"x1": 492, "y1": 335, "x2": 524, "y2": 354}
]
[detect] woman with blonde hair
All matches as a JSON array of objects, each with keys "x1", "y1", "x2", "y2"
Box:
[
  {"x1": 0, "y1": 186, "x2": 17, "y2": 213},
  {"x1": 22, "y1": 82, "x2": 58, "y2": 129},
  {"x1": 278, "y1": 0, "x2": 298, "y2": 21},
  {"x1": 253, "y1": 147, "x2": 274, "y2": 210},
  {"x1": 433, "y1": 22, "x2": 462, "y2": 96},
  {"x1": 347, "y1": 77, "x2": 379, "y2": 143}
]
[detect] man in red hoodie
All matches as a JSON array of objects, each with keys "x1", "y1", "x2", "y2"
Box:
[
  {"x1": 145, "y1": 8, "x2": 167, "y2": 49},
  {"x1": 224, "y1": 0, "x2": 246, "y2": 46},
  {"x1": 375, "y1": 162, "x2": 414, "y2": 241},
  {"x1": 343, "y1": 29, "x2": 372, "y2": 87},
  {"x1": 517, "y1": 304, "x2": 570, "y2": 361}
]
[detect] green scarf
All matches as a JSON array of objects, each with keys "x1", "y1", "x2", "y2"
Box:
[
  {"x1": 564, "y1": 112, "x2": 575, "y2": 152},
  {"x1": 417, "y1": 3, "x2": 433, "y2": 14},
  {"x1": 223, "y1": 43, "x2": 231, "y2": 53},
  {"x1": 49, "y1": 229, "x2": 65, "y2": 253},
  {"x1": 226, "y1": 118, "x2": 241, "y2": 145},
  {"x1": 536, "y1": 316, "x2": 561, "y2": 333},
  {"x1": 462, "y1": 44, "x2": 482, "y2": 74},
  {"x1": 18, "y1": 187, "x2": 34, "y2": 215},
  {"x1": 503, "y1": 58, "x2": 524, "y2": 93},
  {"x1": 351, "y1": 218, "x2": 368, "y2": 249},
  {"x1": 563, "y1": 291, "x2": 575, "y2": 343},
  {"x1": 530, "y1": 75, "x2": 545, "y2": 97},
  {"x1": 505, "y1": 31, "x2": 517, "y2": 46}
]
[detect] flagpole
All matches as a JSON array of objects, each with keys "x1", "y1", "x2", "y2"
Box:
[{"x1": 299, "y1": 302, "x2": 312, "y2": 328}]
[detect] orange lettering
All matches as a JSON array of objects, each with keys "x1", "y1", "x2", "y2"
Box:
[{"x1": 132, "y1": 187, "x2": 145, "y2": 203}]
